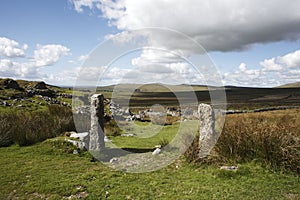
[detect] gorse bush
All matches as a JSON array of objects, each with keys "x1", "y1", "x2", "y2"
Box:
[
  {"x1": 0, "y1": 105, "x2": 75, "y2": 147},
  {"x1": 185, "y1": 110, "x2": 300, "y2": 174}
]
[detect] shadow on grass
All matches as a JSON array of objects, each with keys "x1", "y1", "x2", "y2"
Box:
[{"x1": 92, "y1": 147, "x2": 155, "y2": 162}]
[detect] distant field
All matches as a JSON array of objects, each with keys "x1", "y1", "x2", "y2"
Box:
[
  {"x1": 97, "y1": 83, "x2": 209, "y2": 93},
  {"x1": 97, "y1": 84, "x2": 300, "y2": 109},
  {"x1": 276, "y1": 81, "x2": 300, "y2": 88}
]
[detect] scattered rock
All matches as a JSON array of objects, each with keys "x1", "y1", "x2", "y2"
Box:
[
  {"x1": 110, "y1": 157, "x2": 119, "y2": 163},
  {"x1": 70, "y1": 132, "x2": 88, "y2": 141},
  {"x1": 35, "y1": 89, "x2": 56, "y2": 98},
  {"x1": 3, "y1": 79, "x2": 21, "y2": 90},
  {"x1": 3, "y1": 101, "x2": 11, "y2": 107},
  {"x1": 73, "y1": 149, "x2": 79, "y2": 154},
  {"x1": 104, "y1": 136, "x2": 112, "y2": 143},
  {"x1": 66, "y1": 139, "x2": 86, "y2": 150},
  {"x1": 220, "y1": 166, "x2": 238, "y2": 171},
  {"x1": 59, "y1": 93, "x2": 72, "y2": 98},
  {"x1": 152, "y1": 148, "x2": 161, "y2": 155},
  {"x1": 121, "y1": 133, "x2": 136, "y2": 137},
  {"x1": 34, "y1": 81, "x2": 48, "y2": 89},
  {"x1": 26, "y1": 89, "x2": 35, "y2": 97},
  {"x1": 65, "y1": 191, "x2": 88, "y2": 199}
]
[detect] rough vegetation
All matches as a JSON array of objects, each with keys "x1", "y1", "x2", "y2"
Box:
[
  {"x1": 0, "y1": 105, "x2": 75, "y2": 146},
  {"x1": 185, "y1": 109, "x2": 300, "y2": 174},
  {"x1": 0, "y1": 78, "x2": 300, "y2": 199}
]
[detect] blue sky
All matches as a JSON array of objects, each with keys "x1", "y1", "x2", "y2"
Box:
[{"x1": 1, "y1": 0, "x2": 300, "y2": 87}]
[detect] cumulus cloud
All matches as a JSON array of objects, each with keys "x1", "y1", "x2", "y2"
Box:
[
  {"x1": 34, "y1": 44, "x2": 71, "y2": 67},
  {"x1": 277, "y1": 50, "x2": 300, "y2": 69},
  {"x1": 69, "y1": 0, "x2": 300, "y2": 87},
  {"x1": 260, "y1": 49, "x2": 300, "y2": 72},
  {"x1": 223, "y1": 62, "x2": 261, "y2": 85},
  {"x1": 260, "y1": 58, "x2": 283, "y2": 72},
  {"x1": 0, "y1": 59, "x2": 44, "y2": 79},
  {"x1": 223, "y1": 50, "x2": 300, "y2": 86},
  {"x1": 0, "y1": 37, "x2": 28, "y2": 57},
  {"x1": 71, "y1": 0, "x2": 300, "y2": 52},
  {"x1": 0, "y1": 37, "x2": 72, "y2": 81},
  {"x1": 0, "y1": 59, "x2": 19, "y2": 77}
]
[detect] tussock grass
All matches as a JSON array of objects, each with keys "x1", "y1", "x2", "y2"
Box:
[
  {"x1": 0, "y1": 105, "x2": 75, "y2": 146},
  {"x1": 186, "y1": 109, "x2": 300, "y2": 174}
]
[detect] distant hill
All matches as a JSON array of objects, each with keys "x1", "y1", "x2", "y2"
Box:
[
  {"x1": 97, "y1": 83, "x2": 209, "y2": 93},
  {"x1": 0, "y1": 78, "x2": 60, "y2": 91},
  {"x1": 277, "y1": 82, "x2": 300, "y2": 88}
]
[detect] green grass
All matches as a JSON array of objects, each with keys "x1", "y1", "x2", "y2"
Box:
[
  {"x1": 110, "y1": 120, "x2": 197, "y2": 149},
  {"x1": 0, "y1": 138, "x2": 299, "y2": 199}
]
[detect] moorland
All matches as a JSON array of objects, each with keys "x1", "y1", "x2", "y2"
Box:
[{"x1": 0, "y1": 78, "x2": 299, "y2": 199}]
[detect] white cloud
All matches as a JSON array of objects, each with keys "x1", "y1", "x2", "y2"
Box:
[
  {"x1": 71, "y1": 0, "x2": 300, "y2": 52},
  {"x1": 0, "y1": 38, "x2": 72, "y2": 81},
  {"x1": 0, "y1": 59, "x2": 44, "y2": 79},
  {"x1": 78, "y1": 54, "x2": 89, "y2": 61},
  {"x1": 0, "y1": 59, "x2": 19, "y2": 77},
  {"x1": 238, "y1": 63, "x2": 247, "y2": 72},
  {"x1": 0, "y1": 37, "x2": 28, "y2": 57},
  {"x1": 70, "y1": 0, "x2": 102, "y2": 13},
  {"x1": 278, "y1": 50, "x2": 300, "y2": 69},
  {"x1": 131, "y1": 48, "x2": 184, "y2": 67},
  {"x1": 260, "y1": 58, "x2": 283, "y2": 72},
  {"x1": 260, "y1": 49, "x2": 300, "y2": 72},
  {"x1": 223, "y1": 51, "x2": 300, "y2": 86},
  {"x1": 70, "y1": 0, "x2": 300, "y2": 87},
  {"x1": 223, "y1": 63, "x2": 263, "y2": 86},
  {"x1": 34, "y1": 44, "x2": 71, "y2": 67}
]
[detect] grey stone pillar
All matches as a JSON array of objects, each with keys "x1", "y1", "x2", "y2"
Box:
[
  {"x1": 198, "y1": 103, "x2": 215, "y2": 158},
  {"x1": 89, "y1": 94, "x2": 105, "y2": 151}
]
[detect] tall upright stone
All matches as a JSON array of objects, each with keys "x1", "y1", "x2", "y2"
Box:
[
  {"x1": 198, "y1": 103, "x2": 215, "y2": 158},
  {"x1": 89, "y1": 94, "x2": 105, "y2": 151}
]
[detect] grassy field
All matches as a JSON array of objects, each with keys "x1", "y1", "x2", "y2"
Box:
[
  {"x1": 1, "y1": 80, "x2": 300, "y2": 199},
  {"x1": 0, "y1": 138, "x2": 299, "y2": 200},
  {"x1": 1, "y1": 109, "x2": 300, "y2": 199}
]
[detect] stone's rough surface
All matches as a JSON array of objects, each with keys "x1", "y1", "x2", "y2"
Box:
[
  {"x1": 152, "y1": 148, "x2": 161, "y2": 155},
  {"x1": 66, "y1": 139, "x2": 86, "y2": 150},
  {"x1": 34, "y1": 81, "x2": 48, "y2": 89},
  {"x1": 4, "y1": 79, "x2": 21, "y2": 90},
  {"x1": 104, "y1": 136, "x2": 111, "y2": 143},
  {"x1": 89, "y1": 94, "x2": 105, "y2": 151},
  {"x1": 198, "y1": 103, "x2": 215, "y2": 158}
]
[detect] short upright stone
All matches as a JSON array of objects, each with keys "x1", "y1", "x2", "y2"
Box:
[
  {"x1": 89, "y1": 94, "x2": 105, "y2": 151},
  {"x1": 198, "y1": 103, "x2": 215, "y2": 158}
]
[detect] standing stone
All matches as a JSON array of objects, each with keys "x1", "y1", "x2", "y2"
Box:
[
  {"x1": 89, "y1": 94, "x2": 105, "y2": 151},
  {"x1": 198, "y1": 103, "x2": 215, "y2": 158}
]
